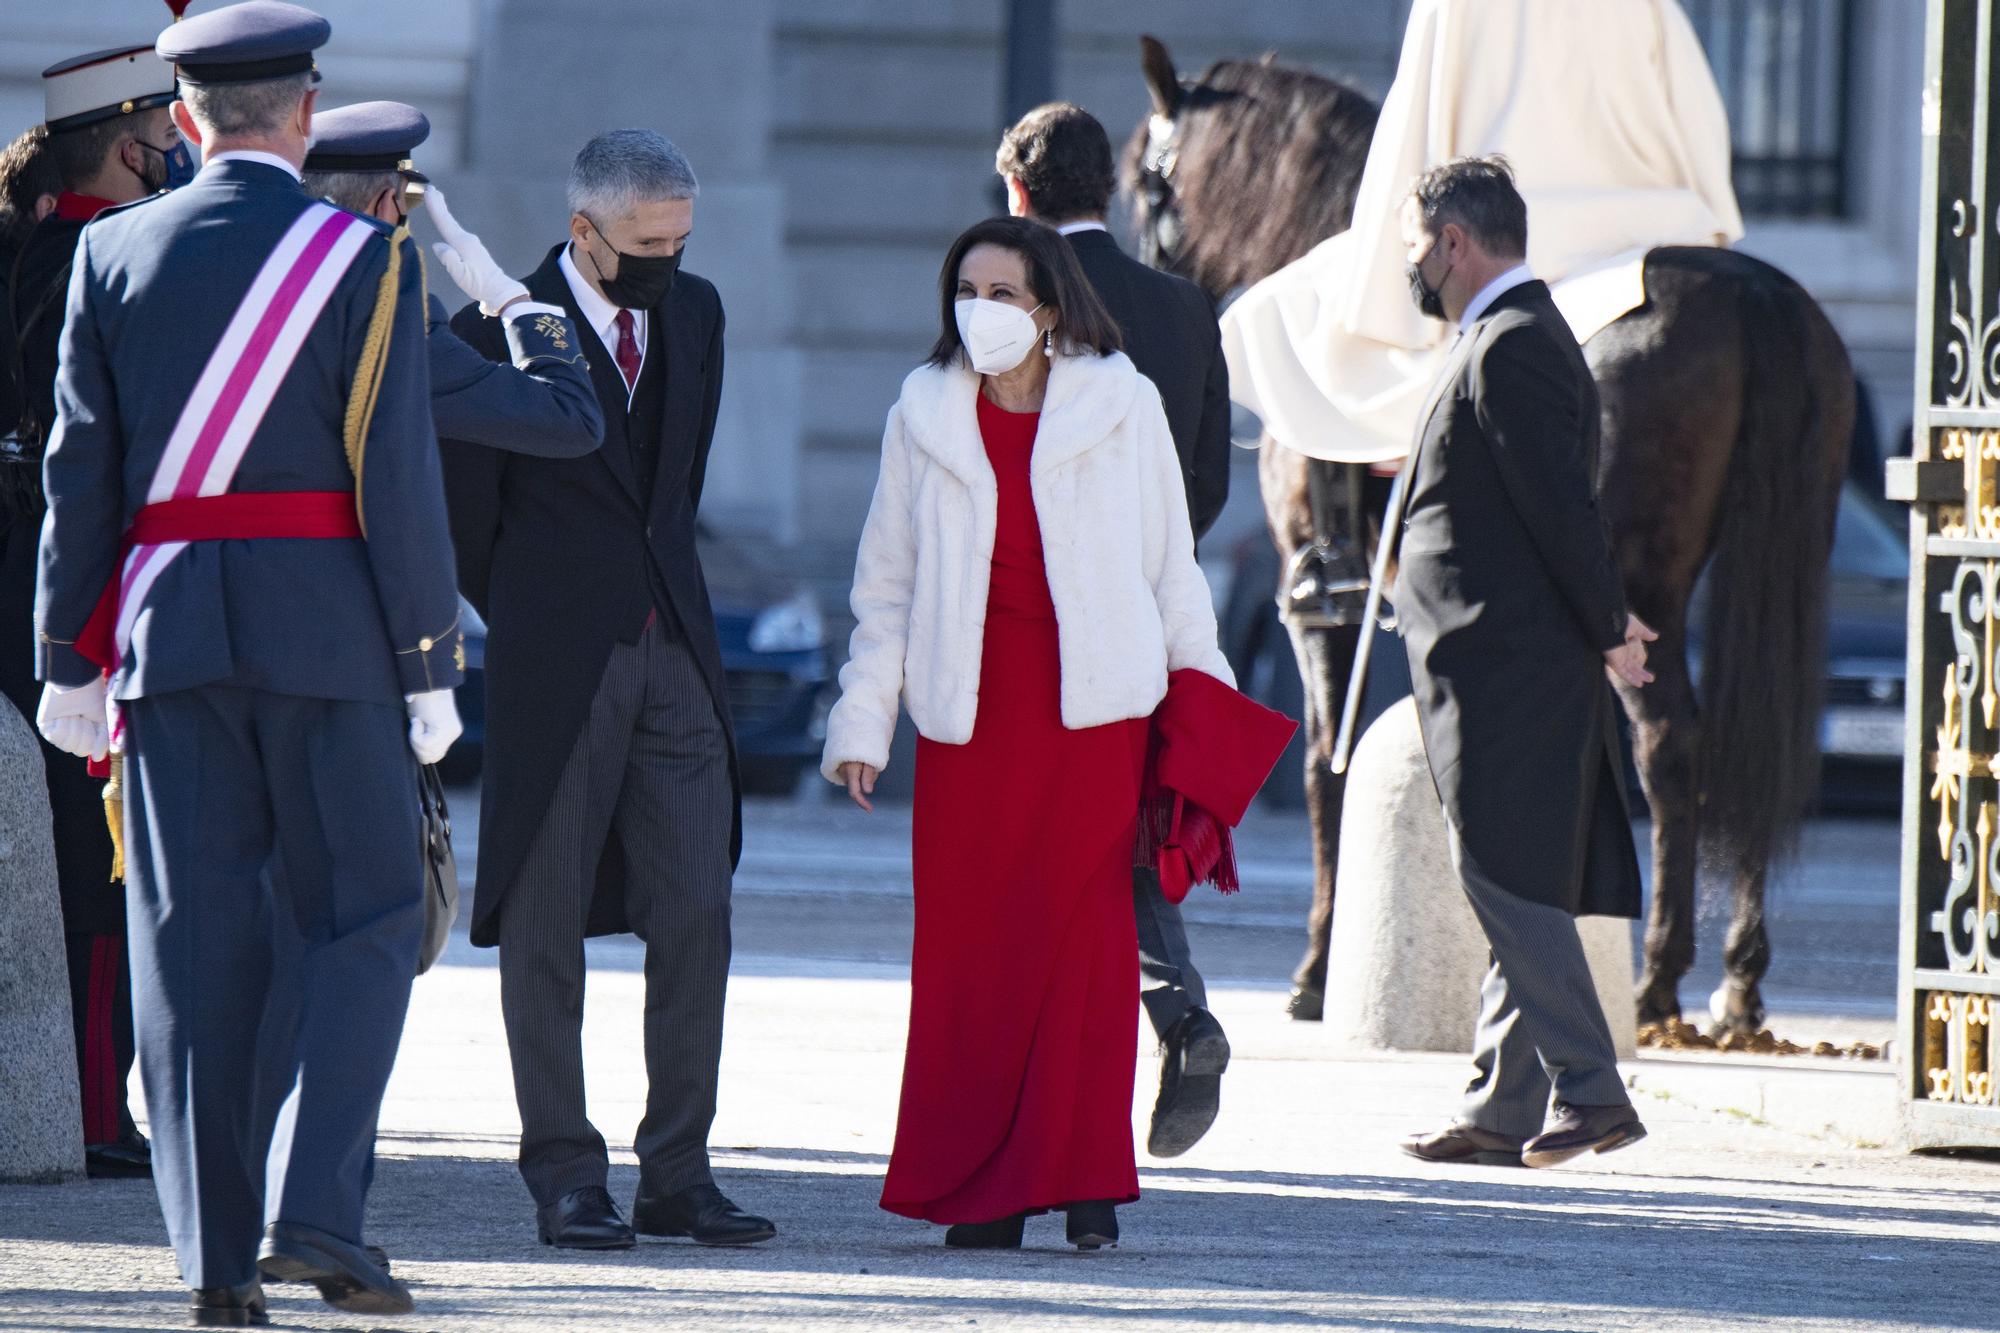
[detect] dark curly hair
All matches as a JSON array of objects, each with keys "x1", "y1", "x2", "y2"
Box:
[
  {"x1": 996, "y1": 102, "x2": 1114, "y2": 225},
  {"x1": 1409, "y1": 154, "x2": 1528, "y2": 257}
]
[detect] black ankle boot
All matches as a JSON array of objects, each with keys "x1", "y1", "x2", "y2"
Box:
[
  {"x1": 1065, "y1": 1200, "x2": 1119, "y2": 1250},
  {"x1": 943, "y1": 1213, "x2": 1026, "y2": 1248}
]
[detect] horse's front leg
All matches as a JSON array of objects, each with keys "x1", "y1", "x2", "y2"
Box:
[{"x1": 1287, "y1": 618, "x2": 1361, "y2": 1019}]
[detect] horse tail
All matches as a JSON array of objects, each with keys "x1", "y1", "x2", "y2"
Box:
[{"x1": 1697, "y1": 252, "x2": 1853, "y2": 873}]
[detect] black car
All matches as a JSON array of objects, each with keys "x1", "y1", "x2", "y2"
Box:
[{"x1": 445, "y1": 526, "x2": 833, "y2": 793}]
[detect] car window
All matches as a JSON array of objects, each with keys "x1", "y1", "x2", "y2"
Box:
[{"x1": 1830, "y1": 485, "x2": 1908, "y2": 581}]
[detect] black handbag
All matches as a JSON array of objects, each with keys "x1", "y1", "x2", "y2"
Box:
[{"x1": 417, "y1": 763, "x2": 459, "y2": 975}]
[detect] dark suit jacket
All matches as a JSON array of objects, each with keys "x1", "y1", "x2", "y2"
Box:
[
  {"x1": 1394, "y1": 280, "x2": 1640, "y2": 919},
  {"x1": 1064, "y1": 228, "x2": 1230, "y2": 540},
  {"x1": 442, "y1": 244, "x2": 738, "y2": 948},
  {"x1": 426, "y1": 294, "x2": 603, "y2": 458}
]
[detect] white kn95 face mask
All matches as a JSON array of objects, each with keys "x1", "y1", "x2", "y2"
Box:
[{"x1": 954, "y1": 297, "x2": 1045, "y2": 375}]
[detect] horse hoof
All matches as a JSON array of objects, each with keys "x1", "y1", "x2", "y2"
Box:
[
  {"x1": 1633, "y1": 981, "x2": 1681, "y2": 1028},
  {"x1": 1706, "y1": 983, "x2": 1766, "y2": 1037}
]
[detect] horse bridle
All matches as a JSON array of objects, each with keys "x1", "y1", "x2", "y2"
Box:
[{"x1": 1138, "y1": 112, "x2": 1186, "y2": 273}]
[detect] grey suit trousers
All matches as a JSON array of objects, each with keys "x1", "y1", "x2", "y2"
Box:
[
  {"x1": 1135, "y1": 867, "x2": 1208, "y2": 1038},
  {"x1": 498, "y1": 620, "x2": 734, "y2": 1206},
  {"x1": 1446, "y1": 824, "x2": 1629, "y2": 1137}
]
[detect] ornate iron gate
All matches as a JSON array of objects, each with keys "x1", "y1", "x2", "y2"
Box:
[{"x1": 1892, "y1": 0, "x2": 2000, "y2": 1148}]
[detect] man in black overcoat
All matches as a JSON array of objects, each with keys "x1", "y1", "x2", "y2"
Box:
[
  {"x1": 440, "y1": 128, "x2": 771, "y2": 1251},
  {"x1": 998, "y1": 102, "x2": 1235, "y2": 1159},
  {"x1": 1389, "y1": 157, "x2": 1653, "y2": 1169}
]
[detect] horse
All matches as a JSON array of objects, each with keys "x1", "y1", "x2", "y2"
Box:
[{"x1": 1124, "y1": 38, "x2": 1853, "y2": 1035}]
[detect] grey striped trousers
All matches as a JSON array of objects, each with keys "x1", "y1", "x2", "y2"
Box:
[
  {"x1": 498, "y1": 620, "x2": 735, "y2": 1205},
  {"x1": 1446, "y1": 823, "x2": 1631, "y2": 1137}
]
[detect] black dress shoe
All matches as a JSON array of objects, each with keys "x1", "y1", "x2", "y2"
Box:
[
  {"x1": 1400, "y1": 1122, "x2": 1527, "y2": 1166},
  {"x1": 536, "y1": 1186, "x2": 636, "y2": 1250},
  {"x1": 943, "y1": 1213, "x2": 1025, "y2": 1249},
  {"x1": 1521, "y1": 1102, "x2": 1648, "y2": 1169},
  {"x1": 188, "y1": 1281, "x2": 267, "y2": 1327},
  {"x1": 632, "y1": 1182, "x2": 776, "y2": 1246},
  {"x1": 267, "y1": 1241, "x2": 391, "y2": 1282},
  {"x1": 1065, "y1": 1200, "x2": 1119, "y2": 1250},
  {"x1": 1286, "y1": 986, "x2": 1324, "y2": 1021},
  {"x1": 86, "y1": 1131, "x2": 152, "y2": 1179},
  {"x1": 257, "y1": 1221, "x2": 415, "y2": 1316},
  {"x1": 1147, "y1": 1007, "x2": 1230, "y2": 1158}
]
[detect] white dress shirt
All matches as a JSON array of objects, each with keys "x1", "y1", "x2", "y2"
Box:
[
  {"x1": 1055, "y1": 219, "x2": 1109, "y2": 236},
  {"x1": 559, "y1": 243, "x2": 646, "y2": 399},
  {"x1": 203, "y1": 149, "x2": 302, "y2": 182},
  {"x1": 1458, "y1": 263, "x2": 1536, "y2": 332}
]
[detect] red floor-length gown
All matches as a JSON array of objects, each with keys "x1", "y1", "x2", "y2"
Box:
[{"x1": 880, "y1": 392, "x2": 1151, "y2": 1224}]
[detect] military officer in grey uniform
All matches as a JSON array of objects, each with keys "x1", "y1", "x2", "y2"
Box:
[
  {"x1": 34, "y1": 3, "x2": 459, "y2": 1324},
  {"x1": 299, "y1": 100, "x2": 604, "y2": 458}
]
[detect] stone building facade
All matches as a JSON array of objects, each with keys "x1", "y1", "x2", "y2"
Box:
[{"x1": 2, "y1": 1, "x2": 1924, "y2": 573}]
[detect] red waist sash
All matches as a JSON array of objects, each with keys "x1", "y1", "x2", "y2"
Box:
[{"x1": 76, "y1": 491, "x2": 360, "y2": 674}]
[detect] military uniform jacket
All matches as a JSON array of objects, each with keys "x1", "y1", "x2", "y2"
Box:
[
  {"x1": 35, "y1": 159, "x2": 462, "y2": 702},
  {"x1": 0, "y1": 215, "x2": 118, "y2": 931},
  {"x1": 426, "y1": 293, "x2": 602, "y2": 458},
  {"x1": 442, "y1": 244, "x2": 738, "y2": 948},
  {"x1": 1394, "y1": 280, "x2": 1641, "y2": 919}
]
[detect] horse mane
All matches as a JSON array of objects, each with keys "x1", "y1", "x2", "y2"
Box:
[{"x1": 1120, "y1": 58, "x2": 1379, "y2": 301}]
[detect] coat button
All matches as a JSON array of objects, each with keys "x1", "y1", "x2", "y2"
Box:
[
  {"x1": 646, "y1": 525, "x2": 653, "y2": 539},
  {"x1": 419, "y1": 636, "x2": 433, "y2": 652}
]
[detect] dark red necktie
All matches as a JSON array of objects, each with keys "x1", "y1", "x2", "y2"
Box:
[{"x1": 613, "y1": 309, "x2": 641, "y2": 392}]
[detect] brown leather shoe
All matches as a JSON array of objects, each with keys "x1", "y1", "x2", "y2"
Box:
[
  {"x1": 1522, "y1": 1102, "x2": 1647, "y2": 1168},
  {"x1": 1400, "y1": 1122, "x2": 1527, "y2": 1166}
]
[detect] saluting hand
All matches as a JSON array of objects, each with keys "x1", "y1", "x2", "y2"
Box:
[
  {"x1": 838, "y1": 761, "x2": 879, "y2": 813},
  {"x1": 426, "y1": 187, "x2": 530, "y2": 318},
  {"x1": 1604, "y1": 613, "x2": 1658, "y2": 689}
]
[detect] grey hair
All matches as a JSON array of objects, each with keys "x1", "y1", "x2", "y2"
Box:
[
  {"x1": 301, "y1": 168, "x2": 400, "y2": 216},
  {"x1": 180, "y1": 73, "x2": 312, "y2": 139},
  {"x1": 566, "y1": 129, "x2": 698, "y2": 222}
]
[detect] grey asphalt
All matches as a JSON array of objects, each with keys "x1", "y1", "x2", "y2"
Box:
[{"x1": 2, "y1": 787, "x2": 1978, "y2": 1333}]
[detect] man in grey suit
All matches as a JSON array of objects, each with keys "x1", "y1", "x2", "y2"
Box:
[
  {"x1": 441, "y1": 130, "x2": 770, "y2": 1252},
  {"x1": 1388, "y1": 157, "x2": 1652, "y2": 1170}
]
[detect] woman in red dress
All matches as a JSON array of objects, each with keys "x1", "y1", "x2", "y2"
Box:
[{"x1": 821, "y1": 218, "x2": 1234, "y2": 1249}]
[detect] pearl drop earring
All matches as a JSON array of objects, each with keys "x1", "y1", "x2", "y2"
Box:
[{"x1": 1044, "y1": 327, "x2": 1054, "y2": 358}]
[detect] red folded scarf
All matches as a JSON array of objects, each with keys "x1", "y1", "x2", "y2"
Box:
[{"x1": 1135, "y1": 669, "x2": 1299, "y2": 904}]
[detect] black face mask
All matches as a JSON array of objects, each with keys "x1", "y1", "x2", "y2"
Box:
[
  {"x1": 584, "y1": 219, "x2": 681, "y2": 309},
  {"x1": 1406, "y1": 241, "x2": 1451, "y2": 321}
]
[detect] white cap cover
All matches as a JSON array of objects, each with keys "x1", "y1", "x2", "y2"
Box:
[{"x1": 43, "y1": 46, "x2": 177, "y2": 133}]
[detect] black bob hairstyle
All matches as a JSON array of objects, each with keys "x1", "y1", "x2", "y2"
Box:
[{"x1": 926, "y1": 216, "x2": 1123, "y2": 369}]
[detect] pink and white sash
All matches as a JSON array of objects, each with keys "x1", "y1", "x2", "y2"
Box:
[{"x1": 113, "y1": 202, "x2": 377, "y2": 660}]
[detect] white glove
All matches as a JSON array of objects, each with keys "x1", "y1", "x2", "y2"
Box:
[
  {"x1": 36, "y1": 677, "x2": 109, "y2": 763},
  {"x1": 426, "y1": 187, "x2": 529, "y2": 318},
  {"x1": 404, "y1": 689, "x2": 463, "y2": 767}
]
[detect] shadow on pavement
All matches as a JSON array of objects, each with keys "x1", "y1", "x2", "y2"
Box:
[{"x1": 2, "y1": 1148, "x2": 1992, "y2": 1330}]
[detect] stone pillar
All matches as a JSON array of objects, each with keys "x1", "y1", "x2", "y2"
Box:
[
  {"x1": 0, "y1": 698, "x2": 85, "y2": 1183},
  {"x1": 1323, "y1": 696, "x2": 1637, "y2": 1059},
  {"x1": 443, "y1": 0, "x2": 801, "y2": 541}
]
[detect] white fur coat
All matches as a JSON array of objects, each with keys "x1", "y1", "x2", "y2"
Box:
[{"x1": 821, "y1": 351, "x2": 1233, "y2": 782}]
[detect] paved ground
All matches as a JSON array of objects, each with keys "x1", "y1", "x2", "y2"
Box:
[{"x1": 3, "y1": 789, "x2": 1977, "y2": 1332}]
